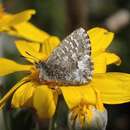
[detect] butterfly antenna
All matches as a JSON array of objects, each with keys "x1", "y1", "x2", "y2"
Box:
[
  {"x1": 25, "y1": 51, "x2": 41, "y2": 62},
  {"x1": 20, "y1": 55, "x2": 38, "y2": 64}
]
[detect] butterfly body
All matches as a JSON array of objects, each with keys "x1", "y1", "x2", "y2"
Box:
[{"x1": 36, "y1": 28, "x2": 93, "y2": 85}]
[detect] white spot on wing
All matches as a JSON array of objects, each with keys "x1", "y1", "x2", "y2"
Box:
[
  {"x1": 69, "y1": 42, "x2": 74, "y2": 48},
  {"x1": 73, "y1": 39, "x2": 79, "y2": 47},
  {"x1": 78, "y1": 61, "x2": 86, "y2": 70}
]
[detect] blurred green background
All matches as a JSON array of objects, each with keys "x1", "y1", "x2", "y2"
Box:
[{"x1": 1, "y1": 0, "x2": 130, "y2": 130}]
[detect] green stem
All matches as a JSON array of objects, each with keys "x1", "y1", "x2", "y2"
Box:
[
  {"x1": 48, "y1": 117, "x2": 54, "y2": 130},
  {"x1": 48, "y1": 96, "x2": 68, "y2": 130}
]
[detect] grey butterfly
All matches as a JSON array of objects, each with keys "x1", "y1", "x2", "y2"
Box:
[{"x1": 36, "y1": 28, "x2": 93, "y2": 85}]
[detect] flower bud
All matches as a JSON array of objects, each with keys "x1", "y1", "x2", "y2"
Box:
[
  {"x1": 90, "y1": 107, "x2": 107, "y2": 130},
  {"x1": 68, "y1": 105, "x2": 107, "y2": 130}
]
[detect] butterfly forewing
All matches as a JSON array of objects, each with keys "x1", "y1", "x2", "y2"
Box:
[{"x1": 39, "y1": 28, "x2": 93, "y2": 85}]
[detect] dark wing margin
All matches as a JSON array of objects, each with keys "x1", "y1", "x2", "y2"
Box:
[{"x1": 45, "y1": 28, "x2": 93, "y2": 85}]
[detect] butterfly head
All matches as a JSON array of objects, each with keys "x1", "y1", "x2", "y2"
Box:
[{"x1": 35, "y1": 61, "x2": 48, "y2": 83}]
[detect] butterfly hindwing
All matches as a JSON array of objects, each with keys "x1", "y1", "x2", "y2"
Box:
[{"x1": 39, "y1": 28, "x2": 93, "y2": 85}]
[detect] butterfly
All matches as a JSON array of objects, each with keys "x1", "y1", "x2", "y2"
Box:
[{"x1": 36, "y1": 28, "x2": 93, "y2": 85}]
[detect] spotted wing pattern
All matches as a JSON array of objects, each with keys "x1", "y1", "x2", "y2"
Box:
[{"x1": 39, "y1": 28, "x2": 93, "y2": 85}]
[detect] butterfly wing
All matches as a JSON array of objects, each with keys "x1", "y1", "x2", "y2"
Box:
[{"x1": 40, "y1": 28, "x2": 93, "y2": 85}]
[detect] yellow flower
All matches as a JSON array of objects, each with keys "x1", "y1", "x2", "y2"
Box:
[
  {"x1": 0, "y1": 4, "x2": 35, "y2": 31},
  {"x1": 68, "y1": 105, "x2": 107, "y2": 130},
  {"x1": 0, "y1": 26, "x2": 130, "y2": 127},
  {"x1": 0, "y1": 35, "x2": 60, "y2": 119},
  {"x1": 0, "y1": 4, "x2": 49, "y2": 43}
]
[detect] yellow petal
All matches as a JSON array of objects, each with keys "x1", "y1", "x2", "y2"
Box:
[
  {"x1": 33, "y1": 86, "x2": 57, "y2": 119},
  {"x1": 42, "y1": 36, "x2": 60, "y2": 58},
  {"x1": 93, "y1": 52, "x2": 121, "y2": 73},
  {"x1": 15, "y1": 40, "x2": 47, "y2": 62},
  {"x1": 87, "y1": 27, "x2": 114, "y2": 56},
  {"x1": 0, "y1": 10, "x2": 35, "y2": 30},
  {"x1": 61, "y1": 86, "x2": 97, "y2": 109},
  {"x1": 93, "y1": 53, "x2": 107, "y2": 74},
  {"x1": 12, "y1": 22, "x2": 49, "y2": 42},
  {"x1": 12, "y1": 81, "x2": 36, "y2": 108},
  {"x1": 0, "y1": 58, "x2": 31, "y2": 76},
  {"x1": 105, "y1": 52, "x2": 121, "y2": 65},
  {"x1": 92, "y1": 72, "x2": 130, "y2": 104},
  {"x1": 0, "y1": 77, "x2": 29, "y2": 109}
]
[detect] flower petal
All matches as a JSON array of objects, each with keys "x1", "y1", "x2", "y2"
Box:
[
  {"x1": 15, "y1": 40, "x2": 47, "y2": 62},
  {"x1": 42, "y1": 36, "x2": 60, "y2": 58},
  {"x1": 87, "y1": 27, "x2": 114, "y2": 56},
  {"x1": 12, "y1": 22, "x2": 49, "y2": 42},
  {"x1": 93, "y1": 53, "x2": 107, "y2": 74},
  {"x1": 92, "y1": 72, "x2": 130, "y2": 104},
  {"x1": 93, "y1": 52, "x2": 121, "y2": 73},
  {"x1": 0, "y1": 58, "x2": 31, "y2": 76},
  {"x1": 0, "y1": 10, "x2": 35, "y2": 30},
  {"x1": 61, "y1": 86, "x2": 97, "y2": 109},
  {"x1": 0, "y1": 77, "x2": 29, "y2": 109},
  {"x1": 12, "y1": 81, "x2": 36, "y2": 108},
  {"x1": 33, "y1": 86, "x2": 57, "y2": 119},
  {"x1": 105, "y1": 52, "x2": 121, "y2": 65}
]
